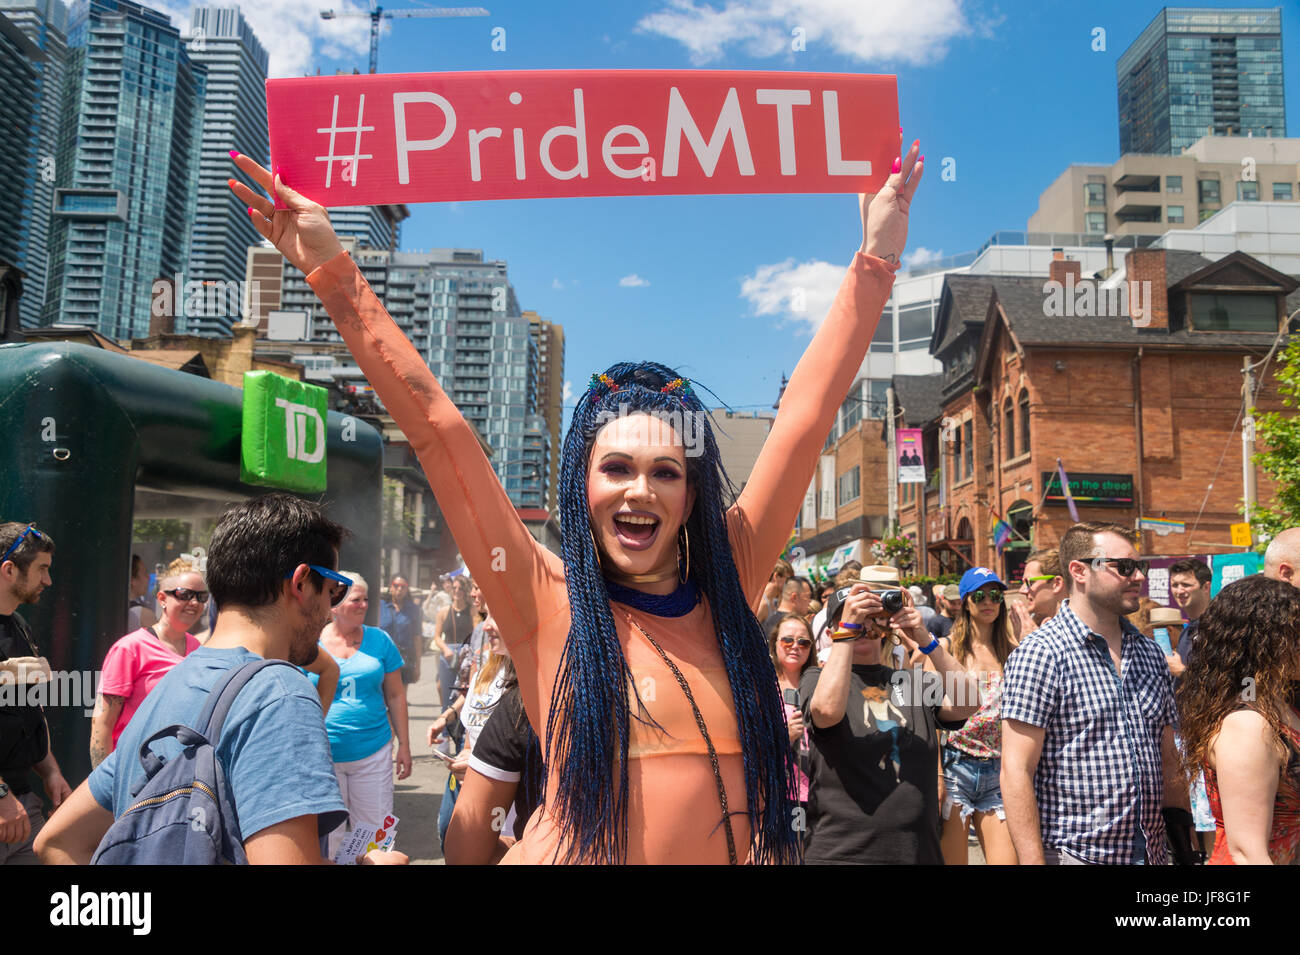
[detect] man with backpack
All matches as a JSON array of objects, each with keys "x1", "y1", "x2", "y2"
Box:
[{"x1": 37, "y1": 494, "x2": 402, "y2": 864}]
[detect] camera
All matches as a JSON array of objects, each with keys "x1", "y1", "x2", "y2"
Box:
[{"x1": 878, "y1": 589, "x2": 905, "y2": 615}]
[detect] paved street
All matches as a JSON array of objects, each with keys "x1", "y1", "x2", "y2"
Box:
[{"x1": 392, "y1": 644, "x2": 451, "y2": 865}]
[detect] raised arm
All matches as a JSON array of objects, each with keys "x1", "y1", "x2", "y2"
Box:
[
  {"x1": 229, "y1": 156, "x2": 562, "y2": 649},
  {"x1": 728, "y1": 138, "x2": 923, "y2": 598}
]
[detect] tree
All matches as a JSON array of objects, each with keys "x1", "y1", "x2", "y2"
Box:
[{"x1": 1251, "y1": 337, "x2": 1300, "y2": 548}]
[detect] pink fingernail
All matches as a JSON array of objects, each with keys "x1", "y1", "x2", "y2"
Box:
[
  {"x1": 918, "y1": 155, "x2": 925, "y2": 163},
  {"x1": 229, "y1": 149, "x2": 239, "y2": 158},
  {"x1": 891, "y1": 157, "x2": 901, "y2": 173},
  {"x1": 898, "y1": 126, "x2": 903, "y2": 133},
  {"x1": 247, "y1": 206, "x2": 255, "y2": 215}
]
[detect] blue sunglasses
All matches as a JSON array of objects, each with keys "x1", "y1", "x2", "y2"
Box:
[
  {"x1": 284, "y1": 564, "x2": 352, "y2": 606},
  {"x1": 1, "y1": 525, "x2": 44, "y2": 566}
]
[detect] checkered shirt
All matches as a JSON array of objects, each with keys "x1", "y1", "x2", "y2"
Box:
[{"x1": 1001, "y1": 600, "x2": 1177, "y2": 864}]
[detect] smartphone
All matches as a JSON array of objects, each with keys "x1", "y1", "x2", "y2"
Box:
[
  {"x1": 1153, "y1": 627, "x2": 1174, "y2": 655},
  {"x1": 783, "y1": 687, "x2": 799, "y2": 707},
  {"x1": 430, "y1": 748, "x2": 457, "y2": 763}
]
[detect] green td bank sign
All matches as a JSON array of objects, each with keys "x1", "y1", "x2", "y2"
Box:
[{"x1": 241, "y1": 371, "x2": 328, "y2": 493}]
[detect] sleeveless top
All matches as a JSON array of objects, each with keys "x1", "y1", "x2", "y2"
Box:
[
  {"x1": 438, "y1": 604, "x2": 475, "y2": 648},
  {"x1": 1205, "y1": 707, "x2": 1300, "y2": 865},
  {"x1": 946, "y1": 671, "x2": 1002, "y2": 759}
]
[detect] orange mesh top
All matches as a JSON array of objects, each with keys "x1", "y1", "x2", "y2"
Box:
[{"x1": 307, "y1": 249, "x2": 897, "y2": 863}]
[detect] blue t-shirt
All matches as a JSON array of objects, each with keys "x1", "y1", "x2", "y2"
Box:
[
  {"x1": 89, "y1": 646, "x2": 347, "y2": 842},
  {"x1": 307, "y1": 626, "x2": 405, "y2": 763}
]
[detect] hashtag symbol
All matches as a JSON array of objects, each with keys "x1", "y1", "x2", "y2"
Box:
[{"x1": 316, "y1": 94, "x2": 375, "y2": 189}]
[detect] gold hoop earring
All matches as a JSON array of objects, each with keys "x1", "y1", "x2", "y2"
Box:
[
  {"x1": 589, "y1": 527, "x2": 603, "y2": 569},
  {"x1": 678, "y1": 524, "x2": 690, "y2": 584}
]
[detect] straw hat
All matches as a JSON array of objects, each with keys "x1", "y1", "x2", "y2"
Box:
[
  {"x1": 1149, "y1": 607, "x2": 1185, "y2": 626},
  {"x1": 859, "y1": 565, "x2": 902, "y2": 588}
]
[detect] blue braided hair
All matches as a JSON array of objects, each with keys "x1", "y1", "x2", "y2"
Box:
[{"x1": 546, "y1": 360, "x2": 800, "y2": 864}]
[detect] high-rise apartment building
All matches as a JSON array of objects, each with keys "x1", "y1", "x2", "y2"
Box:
[
  {"x1": 1117, "y1": 7, "x2": 1286, "y2": 156},
  {"x1": 0, "y1": 14, "x2": 42, "y2": 277},
  {"x1": 0, "y1": 0, "x2": 67, "y2": 328},
  {"x1": 43, "y1": 0, "x2": 206, "y2": 339},
  {"x1": 177, "y1": 5, "x2": 267, "y2": 336},
  {"x1": 330, "y1": 205, "x2": 409, "y2": 252},
  {"x1": 256, "y1": 244, "x2": 550, "y2": 509},
  {"x1": 525, "y1": 310, "x2": 564, "y2": 512}
]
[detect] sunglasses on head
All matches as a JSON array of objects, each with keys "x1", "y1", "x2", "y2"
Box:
[
  {"x1": 163, "y1": 588, "x2": 208, "y2": 604},
  {"x1": 1, "y1": 524, "x2": 45, "y2": 565},
  {"x1": 1091, "y1": 557, "x2": 1150, "y2": 578},
  {"x1": 283, "y1": 564, "x2": 352, "y2": 607},
  {"x1": 778, "y1": 636, "x2": 812, "y2": 648},
  {"x1": 968, "y1": 589, "x2": 1004, "y2": 604}
]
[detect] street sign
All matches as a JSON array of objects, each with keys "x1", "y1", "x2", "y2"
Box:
[{"x1": 1230, "y1": 522, "x2": 1252, "y2": 547}]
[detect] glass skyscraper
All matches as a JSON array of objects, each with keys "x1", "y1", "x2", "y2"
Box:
[
  {"x1": 1118, "y1": 7, "x2": 1286, "y2": 156},
  {"x1": 178, "y1": 5, "x2": 267, "y2": 336},
  {"x1": 0, "y1": 0, "x2": 67, "y2": 328},
  {"x1": 43, "y1": 0, "x2": 205, "y2": 339}
]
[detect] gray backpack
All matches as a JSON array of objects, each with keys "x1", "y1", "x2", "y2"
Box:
[{"x1": 91, "y1": 659, "x2": 296, "y2": 865}]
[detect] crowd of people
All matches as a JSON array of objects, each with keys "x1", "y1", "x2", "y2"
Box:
[{"x1": 1, "y1": 137, "x2": 1298, "y2": 866}]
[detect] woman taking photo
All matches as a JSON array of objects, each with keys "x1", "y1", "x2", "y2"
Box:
[
  {"x1": 770, "y1": 615, "x2": 815, "y2": 807},
  {"x1": 90, "y1": 567, "x2": 207, "y2": 768},
  {"x1": 1177, "y1": 575, "x2": 1300, "y2": 865},
  {"x1": 936, "y1": 567, "x2": 1019, "y2": 865},
  {"x1": 229, "y1": 135, "x2": 923, "y2": 864},
  {"x1": 310, "y1": 573, "x2": 412, "y2": 857}
]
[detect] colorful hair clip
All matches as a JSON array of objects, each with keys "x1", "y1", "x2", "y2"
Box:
[
  {"x1": 588, "y1": 372, "x2": 620, "y2": 394},
  {"x1": 660, "y1": 378, "x2": 694, "y2": 403}
]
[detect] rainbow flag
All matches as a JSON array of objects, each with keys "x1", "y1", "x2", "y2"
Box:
[{"x1": 992, "y1": 519, "x2": 1013, "y2": 553}]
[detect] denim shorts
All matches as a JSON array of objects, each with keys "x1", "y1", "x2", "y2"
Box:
[{"x1": 941, "y1": 746, "x2": 1005, "y2": 822}]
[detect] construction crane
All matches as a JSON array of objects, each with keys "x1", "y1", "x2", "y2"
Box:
[{"x1": 320, "y1": 2, "x2": 489, "y2": 74}]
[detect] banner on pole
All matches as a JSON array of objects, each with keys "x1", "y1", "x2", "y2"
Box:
[
  {"x1": 265, "y1": 70, "x2": 899, "y2": 206},
  {"x1": 897, "y1": 428, "x2": 925, "y2": 483}
]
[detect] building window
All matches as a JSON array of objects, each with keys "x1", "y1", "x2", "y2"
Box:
[
  {"x1": 1167, "y1": 175, "x2": 1183, "y2": 194},
  {"x1": 1199, "y1": 180, "x2": 1220, "y2": 204},
  {"x1": 1085, "y1": 212, "x2": 1106, "y2": 234},
  {"x1": 1273, "y1": 182, "x2": 1293, "y2": 200},
  {"x1": 952, "y1": 423, "x2": 962, "y2": 483},
  {"x1": 837, "y1": 466, "x2": 860, "y2": 506},
  {"x1": 962, "y1": 420, "x2": 973, "y2": 478},
  {"x1": 1167, "y1": 205, "x2": 1184, "y2": 223},
  {"x1": 1237, "y1": 181, "x2": 1259, "y2": 202},
  {"x1": 1083, "y1": 183, "x2": 1105, "y2": 207},
  {"x1": 1019, "y1": 389, "x2": 1031, "y2": 455},
  {"x1": 1189, "y1": 293, "x2": 1277, "y2": 333},
  {"x1": 1003, "y1": 398, "x2": 1015, "y2": 458}
]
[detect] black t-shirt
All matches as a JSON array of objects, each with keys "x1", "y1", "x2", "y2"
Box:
[
  {"x1": 927, "y1": 614, "x2": 953, "y2": 640},
  {"x1": 468, "y1": 687, "x2": 543, "y2": 840},
  {"x1": 800, "y1": 663, "x2": 964, "y2": 864},
  {"x1": 0, "y1": 612, "x2": 48, "y2": 792}
]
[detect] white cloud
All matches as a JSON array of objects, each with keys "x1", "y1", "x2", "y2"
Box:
[
  {"x1": 153, "y1": 0, "x2": 372, "y2": 78},
  {"x1": 552, "y1": 278, "x2": 566, "y2": 290},
  {"x1": 562, "y1": 380, "x2": 573, "y2": 404},
  {"x1": 619, "y1": 274, "x2": 650, "y2": 287},
  {"x1": 637, "y1": 0, "x2": 972, "y2": 65},
  {"x1": 902, "y1": 246, "x2": 944, "y2": 268},
  {"x1": 740, "y1": 257, "x2": 843, "y2": 332}
]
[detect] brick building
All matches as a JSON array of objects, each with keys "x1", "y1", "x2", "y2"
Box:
[{"x1": 898, "y1": 247, "x2": 1300, "y2": 580}]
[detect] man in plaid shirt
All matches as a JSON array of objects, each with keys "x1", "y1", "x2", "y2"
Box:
[{"x1": 1001, "y1": 522, "x2": 1188, "y2": 864}]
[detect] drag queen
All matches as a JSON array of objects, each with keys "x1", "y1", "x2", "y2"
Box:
[{"x1": 228, "y1": 138, "x2": 923, "y2": 863}]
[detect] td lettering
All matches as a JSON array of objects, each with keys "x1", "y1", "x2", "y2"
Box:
[{"x1": 275, "y1": 398, "x2": 325, "y2": 464}]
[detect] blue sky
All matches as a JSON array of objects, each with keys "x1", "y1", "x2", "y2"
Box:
[{"x1": 168, "y1": 0, "x2": 1300, "y2": 417}]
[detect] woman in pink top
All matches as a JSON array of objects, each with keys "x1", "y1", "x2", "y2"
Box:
[
  {"x1": 89, "y1": 568, "x2": 205, "y2": 767},
  {"x1": 228, "y1": 137, "x2": 923, "y2": 863},
  {"x1": 769, "y1": 615, "x2": 815, "y2": 805}
]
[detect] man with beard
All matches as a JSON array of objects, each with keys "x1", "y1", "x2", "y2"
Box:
[
  {"x1": 1001, "y1": 522, "x2": 1186, "y2": 864},
  {"x1": 381, "y1": 576, "x2": 421, "y2": 685},
  {"x1": 0, "y1": 522, "x2": 72, "y2": 864},
  {"x1": 36, "y1": 495, "x2": 369, "y2": 864}
]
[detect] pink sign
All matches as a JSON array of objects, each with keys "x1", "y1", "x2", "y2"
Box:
[
  {"x1": 265, "y1": 70, "x2": 899, "y2": 206},
  {"x1": 897, "y1": 428, "x2": 925, "y2": 483}
]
